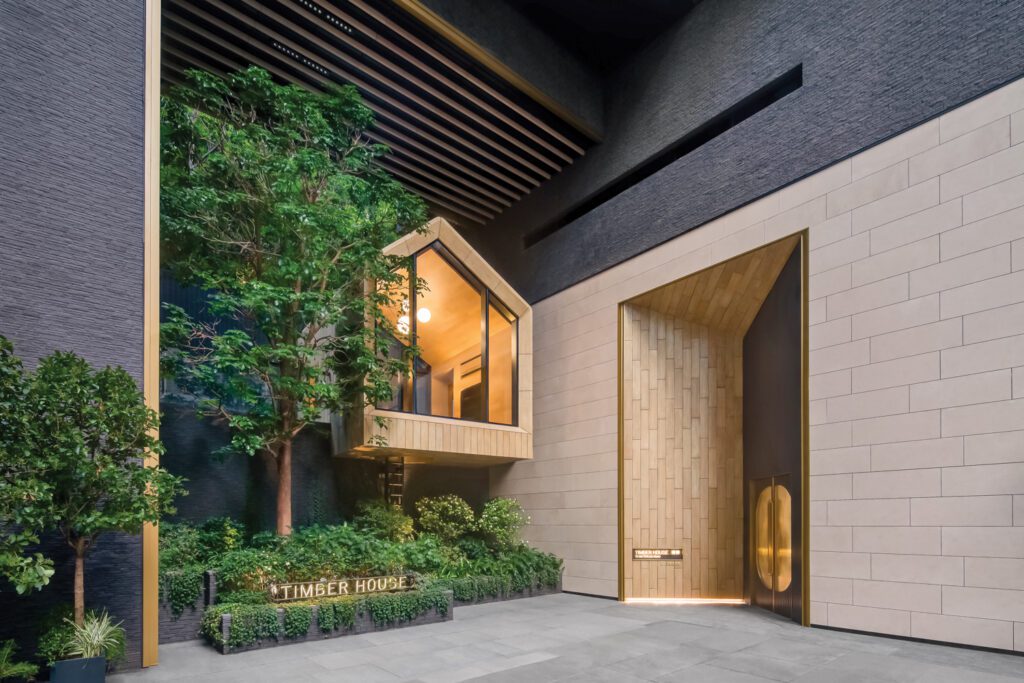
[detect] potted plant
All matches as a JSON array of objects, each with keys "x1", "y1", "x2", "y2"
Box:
[{"x1": 44, "y1": 611, "x2": 124, "y2": 683}]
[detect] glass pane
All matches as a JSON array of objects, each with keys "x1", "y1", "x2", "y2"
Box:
[
  {"x1": 755, "y1": 485, "x2": 774, "y2": 591},
  {"x1": 378, "y1": 267, "x2": 412, "y2": 412},
  {"x1": 773, "y1": 484, "x2": 793, "y2": 592},
  {"x1": 414, "y1": 248, "x2": 483, "y2": 420},
  {"x1": 487, "y1": 303, "x2": 515, "y2": 424}
]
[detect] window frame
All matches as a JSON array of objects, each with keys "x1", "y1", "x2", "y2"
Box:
[{"x1": 387, "y1": 240, "x2": 519, "y2": 427}]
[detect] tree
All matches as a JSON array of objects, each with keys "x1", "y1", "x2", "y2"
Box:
[
  {"x1": 0, "y1": 336, "x2": 55, "y2": 595},
  {"x1": 159, "y1": 67, "x2": 426, "y2": 535},
  {"x1": 29, "y1": 350, "x2": 184, "y2": 625}
]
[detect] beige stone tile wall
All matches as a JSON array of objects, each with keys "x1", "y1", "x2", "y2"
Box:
[{"x1": 489, "y1": 76, "x2": 1024, "y2": 650}]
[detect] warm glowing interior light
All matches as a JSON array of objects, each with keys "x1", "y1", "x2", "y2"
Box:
[
  {"x1": 622, "y1": 598, "x2": 746, "y2": 605},
  {"x1": 417, "y1": 307, "x2": 431, "y2": 323}
]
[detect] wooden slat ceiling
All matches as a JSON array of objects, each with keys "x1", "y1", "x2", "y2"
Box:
[
  {"x1": 627, "y1": 236, "x2": 800, "y2": 336},
  {"x1": 160, "y1": 0, "x2": 595, "y2": 226}
]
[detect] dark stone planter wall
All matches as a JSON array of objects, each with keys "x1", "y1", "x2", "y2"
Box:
[
  {"x1": 216, "y1": 590, "x2": 454, "y2": 654},
  {"x1": 158, "y1": 571, "x2": 217, "y2": 645}
]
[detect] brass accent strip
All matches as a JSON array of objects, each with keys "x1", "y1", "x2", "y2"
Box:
[
  {"x1": 142, "y1": 0, "x2": 161, "y2": 666},
  {"x1": 391, "y1": 0, "x2": 601, "y2": 142},
  {"x1": 617, "y1": 302, "x2": 625, "y2": 601},
  {"x1": 799, "y1": 229, "x2": 811, "y2": 627}
]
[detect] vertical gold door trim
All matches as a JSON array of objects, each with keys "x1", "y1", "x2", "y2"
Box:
[
  {"x1": 142, "y1": 0, "x2": 161, "y2": 666},
  {"x1": 799, "y1": 230, "x2": 810, "y2": 627},
  {"x1": 617, "y1": 303, "x2": 625, "y2": 601}
]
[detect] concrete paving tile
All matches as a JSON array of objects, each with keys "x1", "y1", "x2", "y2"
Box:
[
  {"x1": 706, "y1": 650, "x2": 818, "y2": 681},
  {"x1": 309, "y1": 663, "x2": 400, "y2": 682},
  {"x1": 742, "y1": 637, "x2": 845, "y2": 666},
  {"x1": 109, "y1": 595, "x2": 1024, "y2": 683},
  {"x1": 606, "y1": 642, "x2": 720, "y2": 678},
  {"x1": 890, "y1": 639, "x2": 1024, "y2": 678},
  {"x1": 654, "y1": 663, "x2": 774, "y2": 682}
]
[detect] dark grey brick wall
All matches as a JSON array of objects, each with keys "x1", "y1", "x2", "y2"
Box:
[
  {"x1": 462, "y1": 0, "x2": 1024, "y2": 303},
  {"x1": 0, "y1": 0, "x2": 146, "y2": 670},
  {"x1": 163, "y1": 402, "x2": 490, "y2": 527}
]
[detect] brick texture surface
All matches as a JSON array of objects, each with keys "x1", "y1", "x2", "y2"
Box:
[
  {"x1": 498, "y1": 74, "x2": 1024, "y2": 651},
  {"x1": 0, "y1": 0, "x2": 145, "y2": 669}
]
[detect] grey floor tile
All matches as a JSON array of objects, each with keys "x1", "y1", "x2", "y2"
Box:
[
  {"x1": 108, "y1": 596, "x2": 1023, "y2": 683},
  {"x1": 706, "y1": 650, "x2": 818, "y2": 681}
]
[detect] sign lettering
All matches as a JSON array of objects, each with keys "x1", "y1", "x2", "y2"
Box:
[
  {"x1": 633, "y1": 548, "x2": 683, "y2": 561},
  {"x1": 270, "y1": 575, "x2": 412, "y2": 602}
]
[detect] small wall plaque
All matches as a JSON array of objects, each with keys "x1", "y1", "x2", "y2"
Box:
[{"x1": 633, "y1": 548, "x2": 683, "y2": 560}]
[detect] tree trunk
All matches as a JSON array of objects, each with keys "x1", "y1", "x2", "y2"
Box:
[
  {"x1": 74, "y1": 539, "x2": 86, "y2": 626},
  {"x1": 276, "y1": 439, "x2": 293, "y2": 535}
]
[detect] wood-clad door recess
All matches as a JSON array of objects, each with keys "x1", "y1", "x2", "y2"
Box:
[{"x1": 619, "y1": 235, "x2": 802, "y2": 605}]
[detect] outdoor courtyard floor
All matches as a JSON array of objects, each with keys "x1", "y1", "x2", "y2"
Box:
[{"x1": 110, "y1": 593, "x2": 1024, "y2": 682}]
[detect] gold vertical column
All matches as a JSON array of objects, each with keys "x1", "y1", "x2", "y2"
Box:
[{"x1": 142, "y1": 0, "x2": 162, "y2": 666}]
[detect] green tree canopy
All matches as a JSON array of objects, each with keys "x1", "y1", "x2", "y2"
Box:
[
  {"x1": 29, "y1": 349, "x2": 184, "y2": 625},
  {"x1": 0, "y1": 336, "x2": 55, "y2": 595},
  {"x1": 159, "y1": 67, "x2": 426, "y2": 534}
]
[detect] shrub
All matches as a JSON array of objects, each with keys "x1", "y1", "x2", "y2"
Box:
[
  {"x1": 415, "y1": 495, "x2": 475, "y2": 544},
  {"x1": 0, "y1": 640, "x2": 37, "y2": 681},
  {"x1": 353, "y1": 500, "x2": 414, "y2": 543},
  {"x1": 215, "y1": 548, "x2": 282, "y2": 592},
  {"x1": 200, "y1": 604, "x2": 280, "y2": 648},
  {"x1": 363, "y1": 589, "x2": 449, "y2": 626},
  {"x1": 478, "y1": 498, "x2": 529, "y2": 551},
  {"x1": 216, "y1": 590, "x2": 268, "y2": 605},
  {"x1": 36, "y1": 605, "x2": 80, "y2": 665},
  {"x1": 282, "y1": 605, "x2": 312, "y2": 639},
  {"x1": 160, "y1": 567, "x2": 204, "y2": 616}
]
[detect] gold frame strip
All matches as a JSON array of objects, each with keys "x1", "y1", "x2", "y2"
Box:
[
  {"x1": 391, "y1": 0, "x2": 601, "y2": 142},
  {"x1": 142, "y1": 0, "x2": 162, "y2": 666}
]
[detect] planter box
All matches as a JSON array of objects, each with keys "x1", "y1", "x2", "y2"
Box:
[
  {"x1": 49, "y1": 656, "x2": 105, "y2": 683},
  {"x1": 159, "y1": 570, "x2": 217, "y2": 644},
  {"x1": 215, "y1": 590, "x2": 453, "y2": 654},
  {"x1": 453, "y1": 579, "x2": 561, "y2": 606}
]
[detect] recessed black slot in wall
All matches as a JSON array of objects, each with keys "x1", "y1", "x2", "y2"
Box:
[{"x1": 523, "y1": 64, "x2": 803, "y2": 248}]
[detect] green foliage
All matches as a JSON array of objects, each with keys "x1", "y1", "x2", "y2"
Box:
[
  {"x1": 312, "y1": 597, "x2": 359, "y2": 632},
  {"x1": 353, "y1": 500, "x2": 414, "y2": 543},
  {"x1": 159, "y1": 519, "x2": 242, "y2": 616},
  {"x1": 415, "y1": 495, "x2": 476, "y2": 544},
  {"x1": 66, "y1": 610, "x2": 126, "y2": 663},
  {"x1": 0, "y1": 336, "x2": 55, "y2": 594},
  {"x1": 29, "y1": 349, "x2": 185, "y2": 545},
  {"x1": 467, "y1": 547, "x2": 563, "y2": 592},
  {"x1": 428, "y1": 575, "x2": 511, "y2": 602},
  {"x1": 216, "y1": 590, "x2": 268, "y2": 605},
  {"x1": 160, "y1": 568, "x2": 204, "y2": 616},
  {"x1": 362, "y1": 589, "x2": 449, "y2": 627},
  {"x1": 282, "y1": 605, "x2": 312, "y2": 639},
  {"x1": 478, "y1": 498, "x2": 529, "y2": 551},
  {"x1": 200, "y1": 603, "x2": 280, "y2": 649},
  {"x1": 18, "y1": 346, "x2": 185, "y2": 622},
  {"x1": 160, "y1": 66, "x2": 426, "y2": 533},
  {"x1": 37, "y1": 606, "x2": 78, "y2": 665},
  {"x1": 214, "y1": 548, "x2": 283, "y2": 593},
  {"x1": 0, "y1": 640, "x2": 38, "y2": 681}
]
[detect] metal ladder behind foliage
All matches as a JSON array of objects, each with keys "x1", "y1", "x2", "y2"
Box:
[{"x1": 384, "y1": 456, "x2": 405, "y2": 507}]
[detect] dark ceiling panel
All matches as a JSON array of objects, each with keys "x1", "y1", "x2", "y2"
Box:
[{"x1": 161, "y1": 0, "x2": 594, "y2": 226}]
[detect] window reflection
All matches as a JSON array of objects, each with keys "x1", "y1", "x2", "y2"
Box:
[
  {"x1": 488, "y1": 303, "x2": 515, "y2": 425},
  {"x1": 377, "y1": 243, "x2": 517, "y2": 425}
]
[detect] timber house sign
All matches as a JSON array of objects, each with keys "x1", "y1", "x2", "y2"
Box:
[{"x1": 269, "y1": 575, "x2": 415, "y2": 602}]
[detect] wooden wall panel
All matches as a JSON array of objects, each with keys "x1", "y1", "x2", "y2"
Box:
[{"x1": 621, "y1": 304, "x2": 744, "y2": 599}]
